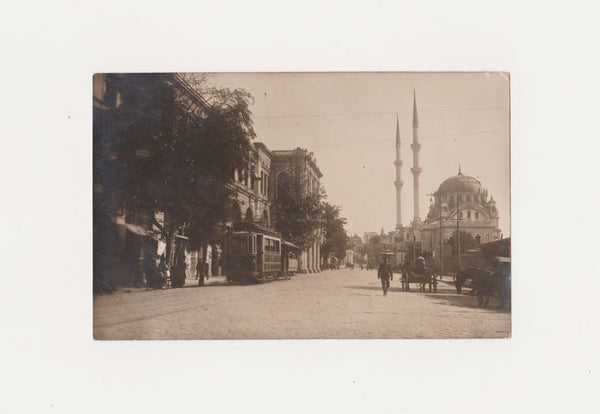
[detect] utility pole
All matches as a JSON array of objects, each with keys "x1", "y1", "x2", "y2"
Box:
[
  {"x1": 456, "y1": 194, "x2": 461, "y2": 270},
  {"x1": 427, "y1": 192, "x2": 444, "y2": 278},
  {"x1": 412, "y1": 226, "x2": 416, "y2": 266},
  {"x1": 438, "y1": 193, "x2": 444, "y2": 277}
]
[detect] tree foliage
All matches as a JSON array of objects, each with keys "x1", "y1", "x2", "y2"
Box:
[
  {"x1": 366, "y1": 235, "x2": 383, "y2": 264},
  {"x1": 321, "y1": 203, "x2": 348, "y2": 261},
  {"x1": 94, "y1": 74, "x2": 256, "y2": 265},
  {"x1": 271, "y1": 167, "x2": 324, "y2": 249},
  {"x1": 445, "y1": 230, "x2": 479, "y2": 255}
]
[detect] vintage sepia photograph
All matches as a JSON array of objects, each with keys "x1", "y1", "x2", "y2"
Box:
[{"x1": 93, "y1": 72, "x2": 511, "y2": 340}]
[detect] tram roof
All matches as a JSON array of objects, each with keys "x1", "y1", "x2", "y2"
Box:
[{"x1": 232, "y1": 222, "x2": 281, "y2": 238}]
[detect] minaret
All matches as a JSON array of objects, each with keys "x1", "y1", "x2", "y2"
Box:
[
  {"x1": 411, "y1": 90, "x2": 422, "y2": 225},
  {"x1": 394, "y1": 114, "x2": 403, "y2": 229}
]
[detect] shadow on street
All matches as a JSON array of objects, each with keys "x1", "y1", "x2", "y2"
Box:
[
  {"x1": 344, "y1": 285, "x2": 428, "y2": 294},
  {"x1": 426, "y1": 293, "x2": 510, "y2": 312}
]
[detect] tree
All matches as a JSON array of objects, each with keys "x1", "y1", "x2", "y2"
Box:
[
  {"x1": 366, "y1": 235, "x2": 383, "y2": 265},
  {"x1": 94, "y1": 74, "x2": 256, "y2": 287},
  {"x1": 445, "y1": 230, "x2": 479, "y2": 255},
  {"x1": 321, "y1": 203, "x2": 348, "y2": 262},
  {"x1": 357, "y1": 244, "x2": 368, "y2": 265},
  {"x1": 271, "y1": 167, "x2": 324, "y2": 249}
]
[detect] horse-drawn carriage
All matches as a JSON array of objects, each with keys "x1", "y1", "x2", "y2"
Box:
[
  {"x1": 455, "y1": 257, "x2": 511, "y2": 309},
  {"x1": 453, "y1": 238, "x2": 511, "y2": 309},
  {"x1": 400, "y1": 264, "x2": 438, "y2": 293}
]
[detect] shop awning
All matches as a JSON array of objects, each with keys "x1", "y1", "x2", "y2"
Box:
[
  {"x1": 123, "y1": 223, "x2": 148, "y2": 236},
  {"x1": 282, "y1": 240, "x2": 300, "y2": 249}
]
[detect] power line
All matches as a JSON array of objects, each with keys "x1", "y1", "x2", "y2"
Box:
[
  {"x1": 253, "y1": 106, "x2": 507, "y2": 120},
  {"x1": 294, "y1": 129, "x2": 508, "y2": 148}
]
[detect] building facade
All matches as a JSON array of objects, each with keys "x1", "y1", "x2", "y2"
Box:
[
  {"x1": 231, "y1": 141, "x2": 272, "y2": 228},
  {"x1": 420, "y1": 167, "x2": 502, "y2": 253},
  {"x1": 271, "y1": 148, "x2": 324, "y2": 273},
  {"x1": 387, "y1": 92, "x2": 502, "y2": 269}
]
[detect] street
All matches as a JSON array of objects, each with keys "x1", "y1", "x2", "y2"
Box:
[{"x1": 93, "y1": 268, "x2": 511, "y2": 340}]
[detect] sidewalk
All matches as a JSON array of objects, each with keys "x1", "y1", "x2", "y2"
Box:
[{"x1": 184, "y1": 275, "x2": 228, "y2": 287}]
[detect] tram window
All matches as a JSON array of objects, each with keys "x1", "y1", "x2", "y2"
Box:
[
  {"x1": 275, "y1": 240, "x2": 280, "y2": 252},
  {"x1": 233, "y1": 237, "x2": 248, "y2": 254}
]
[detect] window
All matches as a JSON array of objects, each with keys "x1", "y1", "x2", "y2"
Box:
[
  {"x1": 466, "y1": 194, "x2": 471, "y2": 202},
  {"x1": 475, "y1": 212, "x2": 479, "y2": 219},
  {"x1": 467, "y1": 211, "x2": 471, "y2": 219},
  {"x1": 459, "y1": 211, "x2": 463, "y2": 219}
]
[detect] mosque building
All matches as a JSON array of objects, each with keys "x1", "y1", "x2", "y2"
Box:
[
  {"x1": 418, "y1": 166, "x2": 502, "y2": 253},
  {"x1": 389, "y1": 91, "x2": 502, "y2": 264}
]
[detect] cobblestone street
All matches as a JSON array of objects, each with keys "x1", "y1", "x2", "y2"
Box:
[{"x1": 94, "y1": 268, "x2": 510, "y2": 339}]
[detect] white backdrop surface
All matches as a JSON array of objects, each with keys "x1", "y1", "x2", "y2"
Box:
[{"x1": 1, "y1": 1, "x2": 598, "y2": 412}]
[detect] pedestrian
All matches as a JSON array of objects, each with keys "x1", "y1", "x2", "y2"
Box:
[
  {"x1": 377, "y1": 256, "x2": 393, "y2": 296},
  {"x1": 196, "y1": 259, "x2": 204, "y2": 286},
  {"x1": 416, "y1": 255, "x2": 426, "y2": 273}
]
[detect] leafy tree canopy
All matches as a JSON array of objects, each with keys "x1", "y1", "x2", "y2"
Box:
[
  {"x1": 445, "y1": 230, "x2": 479, "y2": 255},
  {"x1": 272, "y1": 167, "x2": 324, "y2": 249},
  {"x1": 95, "y1": 73, "x2": 256, "y2": 254},
  {"x1": 321, "y1": 203, "x2": 348, "y2": 260}
]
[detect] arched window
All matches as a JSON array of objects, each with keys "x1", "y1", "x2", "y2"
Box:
[
  {"x1": 476, "y1": 234, "x2": 481, "y2": 244},
  {"x1": 260, "y1": 209, "x2": 269, "y2": 227},
  {"x1": 245, "y1": 207, "x2": 253, "y2": 223},
  {"x1": 233, "y1": 203, "x2": 242, "y2": 222},
  {"x1": 466, "y1": 194, "x2": 471, "y2": 202}
]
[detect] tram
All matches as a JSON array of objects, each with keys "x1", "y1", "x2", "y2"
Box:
[{"x1": 224, "y1": 222, "x2": 283, "y2": 283}]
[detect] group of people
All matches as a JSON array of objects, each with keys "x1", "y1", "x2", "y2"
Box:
[{"x1": 377, "y1": 254, "x2": 427, "y2": 296}]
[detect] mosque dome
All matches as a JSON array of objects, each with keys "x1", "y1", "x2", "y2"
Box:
[{"x1": 438, "y1": 168, "x2": 483, "y2": 194}]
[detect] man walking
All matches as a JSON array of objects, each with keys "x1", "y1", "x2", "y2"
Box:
[{"x1": 378, "y1": 256, "x2": 393, "y2": 296}]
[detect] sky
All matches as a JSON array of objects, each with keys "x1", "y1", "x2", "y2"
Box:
[{"x1": 205, "y1": 72, "x2": 510, "y2": 238}]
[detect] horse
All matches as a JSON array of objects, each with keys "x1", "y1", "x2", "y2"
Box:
[
  {"x1": 401, "y1": 264, "x2": 437, "y2": 292},
  {"x1": 456, "y1": 267, "x2": 510, "y2": 309}
]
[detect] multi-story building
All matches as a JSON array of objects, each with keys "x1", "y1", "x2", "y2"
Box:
[
  {"x1": 231, "y1": 141, "x2": 272, "y2": 227},
  {"x1": 419, "y1": 167, "x2": 502, "y2": 253},
  {"x1": 271, "y1": 148, "x2": 324, "y2": 273},
  {"x1": 94, "y1": 74, "x2": 327, "y2": 287}
]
